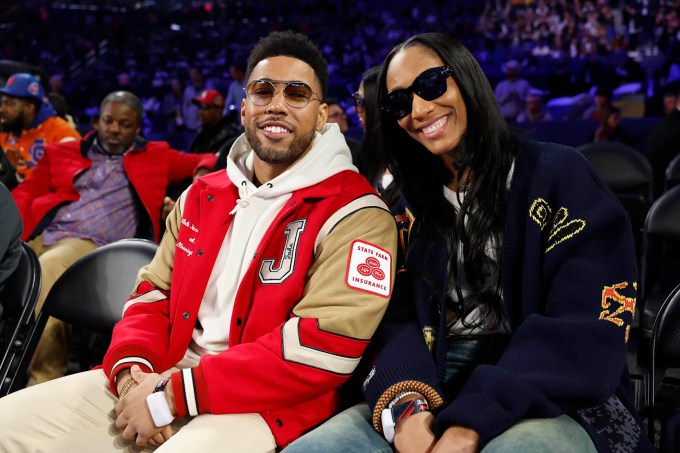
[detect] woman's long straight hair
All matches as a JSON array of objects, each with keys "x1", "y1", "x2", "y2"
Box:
[{"x1": 377, "y1": 33, "x2": 517, "y2": 327}]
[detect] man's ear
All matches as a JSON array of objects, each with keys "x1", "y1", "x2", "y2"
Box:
[
  {"x1": 316, "y1": 102, "x2": 328, "y2": 131},
  {"x1": 240, "y1": 98, "x2": 247, "y2": 125}
]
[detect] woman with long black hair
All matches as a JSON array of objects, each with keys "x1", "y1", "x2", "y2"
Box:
[{"x1": 285, "y1": 32, "x2": 651, "y2": 453}]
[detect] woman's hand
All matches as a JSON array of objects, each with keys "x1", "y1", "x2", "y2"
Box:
[
  {"x1": 394, "y1": 411, "x2": 437, "y2": 453},
  {"x1": 431, "y1": 426, "x2": 479, "y2": 453}
]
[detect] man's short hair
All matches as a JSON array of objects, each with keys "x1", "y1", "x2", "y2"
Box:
[
  {"x1": 325, "y1": 98, "x2": 342, "y2": 109},
  {"x1": 100, "y1": 91, "x2": 144, "y2": 126},
  {"x1": 594, "y1": 87, "x2": 612, "y2": 99},
  {"x1": 246, "y1": 31, "x2": 329, "y2": 100}
]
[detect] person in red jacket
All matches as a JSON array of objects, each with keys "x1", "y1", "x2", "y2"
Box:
[
  {"x1": 0, "y1": 32, "x2": 396, "y2": 452},
  {"x1": 11, "y1": 90, "x2": 216, "y2": 386}
]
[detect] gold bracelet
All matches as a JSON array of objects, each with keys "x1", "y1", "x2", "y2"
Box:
[{"x1": 118, "y1": 377, "x2": 136, "y2": 399}]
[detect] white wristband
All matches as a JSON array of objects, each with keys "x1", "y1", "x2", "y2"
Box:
[{"x1": 146, "y1": 391, "x2": 174, "y2": 428}]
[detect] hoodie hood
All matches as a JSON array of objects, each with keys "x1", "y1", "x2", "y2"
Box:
[
  {"x1": 225, "y1": 122, "x2": 357, "y2": 204},
  {"x1": 28, "y1": 101, "x2": 58, "y2": 129}
]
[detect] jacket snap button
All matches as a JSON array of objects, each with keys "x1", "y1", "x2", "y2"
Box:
[
  {"x1": 197, "y1": 249, "x2": 204, "y2": 256},
  {"x1": 182, "y1": 312, "x2": 190, "y2": 319},
  {"x1": 207, "y1": 195, "x2": 214, "y2": 202},
  {"x1": 235, "y1": 318, "x2": 242, "y2": 326},
  {"x1": 276, "y1": 419, "x2": 283, "y2": 427}
]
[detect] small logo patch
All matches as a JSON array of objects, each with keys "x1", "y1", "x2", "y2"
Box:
[
  {"x1": 28, "y1": 82, "x2": 40, "y2": 96},
  {"x1": 346, "y1": 240, "x2": 392, "y2": 297}
]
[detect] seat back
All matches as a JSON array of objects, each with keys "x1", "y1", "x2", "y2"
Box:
[
  {"x1": 638, "y1": 186, "x2": 680, "y2": 345},
  {"x1": 43, "y1": 238, "x2": 158, "y2": 334},
  {"x1": 0, "y1": 242, "x2": 40, "y2": 320},
  {"x1": 2, "y1": 238, "x2": 157, "y2": 395},
  {"x1": 0, "y1": 242, "x2": 41, "y2": 396},
  {"x1": 666, "y1": 153, "x2": 680, "y2": 192},
  {"x1": 640, "y1": 186, "x2": 680, "y2": 302},
  {"x1": 578, "y1": 142, "x2": 652, "y2": 263},
  {"x1": 648, "y1": 284, "x2": 680, "y2": 442}
]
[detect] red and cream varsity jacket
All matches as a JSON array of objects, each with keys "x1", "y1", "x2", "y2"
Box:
[{"x1": 103, "y1": 166, "x2": 397, "y2": 447}]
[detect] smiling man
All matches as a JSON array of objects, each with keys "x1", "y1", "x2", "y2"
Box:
[
  {"x1": 10, "y1": 91, "x2": 216, "y2": 388},
  {"x1": 0, "y1": 32, "x2": 396, "y2": 453}
]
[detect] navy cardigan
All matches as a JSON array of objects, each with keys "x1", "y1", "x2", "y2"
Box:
[{"x1": 363, "y1": 141, "x2": 653, "y2": 452}]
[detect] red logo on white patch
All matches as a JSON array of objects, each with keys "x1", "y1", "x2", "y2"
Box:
[{"x1": 346, "y1": 240, "x2": 392, "y2": 297}]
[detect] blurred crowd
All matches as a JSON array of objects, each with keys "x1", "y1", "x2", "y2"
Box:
[{"x1": 0, "y1": 0, "x2": 679, "y2": 140}]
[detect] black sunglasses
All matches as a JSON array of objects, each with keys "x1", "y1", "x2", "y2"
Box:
[{"x1": 380, "y1": 66, "x2": 453, "y2": 120}]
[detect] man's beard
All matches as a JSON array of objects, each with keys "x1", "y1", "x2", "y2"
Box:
[
  {"x1": 0, "y1": 113, "x2": 25, "y2": 134},
  {"x1": 246, "y1": 125, "x2": 316, "y2": 166}
]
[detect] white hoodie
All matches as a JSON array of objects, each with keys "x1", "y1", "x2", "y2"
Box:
[{"x1": 192, "y1": 123, "x2": 357, "y2": 354}]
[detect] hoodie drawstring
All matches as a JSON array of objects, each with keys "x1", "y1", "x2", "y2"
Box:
[{"x1": 229, "y1": 198, "x2": 250, "y2": 215}]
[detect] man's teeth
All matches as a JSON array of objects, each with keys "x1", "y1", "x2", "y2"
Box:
[
  {"x1": 422, "y1": 117, "x2": 446, "y2": 134},
  {"x1": 264, "y1": 126, "x2": 289, "y2": 134}
]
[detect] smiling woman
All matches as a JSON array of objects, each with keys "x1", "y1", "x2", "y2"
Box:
[{"x1": 283, "y1": 32, "x2": 653, "y2": 453}]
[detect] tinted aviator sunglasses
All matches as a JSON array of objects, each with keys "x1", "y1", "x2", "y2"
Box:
[
  {"x1": 380, "y1": 66, "x2": 453, "y2": 120},
  {"x1": 246, "y1": 78, "x2": 322, "y2": 109}
]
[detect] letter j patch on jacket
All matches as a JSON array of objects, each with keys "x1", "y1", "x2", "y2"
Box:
[{"x1": 345, "y1": 240, "x2": 392, "y2": 297}]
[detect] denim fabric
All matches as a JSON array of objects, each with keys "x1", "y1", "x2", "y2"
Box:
[
  {"x1": 282, "y1": 337, "x2": 596, "y2": 452},
  {"x1": 482, "y1": 415, "x2": 597, "y2": 453},
  {"x1": 281, "y1": 403, "x2": 391, "y2": 453}
]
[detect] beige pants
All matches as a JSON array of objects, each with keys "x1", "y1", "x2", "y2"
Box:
[
  {"x1": 26, "y1": 236, "x2": 99, "y2": 385},
  {"x1": 0, "y1": 369, "x2": 276, "y2": 453}
]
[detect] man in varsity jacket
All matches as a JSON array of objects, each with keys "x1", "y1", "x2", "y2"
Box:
[{"x1": 0, "y1": 31, "x2": 397, "y2": 452}]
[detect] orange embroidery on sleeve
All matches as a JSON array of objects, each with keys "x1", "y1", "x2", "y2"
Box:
[{"x1": 599, "y1": 282, "x2": 637, "y2": 342}]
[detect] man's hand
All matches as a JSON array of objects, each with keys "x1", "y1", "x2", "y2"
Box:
[
  {"x1": 394, "y1": 411, "x2": 437, "y2": 453},
  {"x1": 114, "y1": 365, "x2": 174, "y2": 447},
  {"x1": 194, "y1": 167, "x2": 211, "y2": 180},
  {"x1": 431, "y1": 426, "x2": 479, "y2": 453},
  {"x1": 162, "y1": 196, "x2": 176, "y2": 223}
]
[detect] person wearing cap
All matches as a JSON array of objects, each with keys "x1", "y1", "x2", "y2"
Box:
[
  {"x1": 188, "y1": 89, "x2": 240, "y2": 155},
  {"x1": 494, "y1": 60, "x2": 531, "y2": 122},
  {"x1": 0, "y1": 73, "x2": 81, "y2": 182},
  {"x1": 163, "y1": 89, "x2": 241, "y2": 210},
  {"x1": 11, "y1": 91, "x2": 217, "y2": 387}
]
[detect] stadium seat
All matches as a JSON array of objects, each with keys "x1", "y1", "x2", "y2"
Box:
[
  {"x1": 577, "y1": 142, "x2": 653, "y2": 264},
  {"x1": 1, "y1": 238, "x2": 158, "y2": 395},
  {"x1": 639, "y1": 186, "x2": 680, "y2": 342},
  {"x1": 666, "y1": 153, "x2": 680, "y2": 192},
  {"x1": 647, "y1": 284, "x2": 680, "y2": 450},
  {"x1": 0, "y1": 242, "x2": 41, "y2": 396}
]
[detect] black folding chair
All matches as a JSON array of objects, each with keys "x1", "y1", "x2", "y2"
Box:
[
  {"x1": 648, "y1": 284, "x2": 680, "y2": 451},
  {"x1": 578, "y1": 142, "x2": 653, "y2": 265},
  {"x1": 639, "y1": 186, "x2": 680, "y2": 343},
  {"x1": 0, "y1": 242, "x2": 41, "y2": 396},
  {"x1": 2, "y1": 238, "x2": 157, "y2": 395},
  {"x1": 666, "y1": 153, "x2": 680, "y2": 192}
]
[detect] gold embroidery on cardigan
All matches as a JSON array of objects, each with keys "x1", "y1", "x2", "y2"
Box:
[
  {"x1": 529, "y1": 198, "x2": 552, "y2": 230},
  {"x1": 545, "y1": 207, "x2": 586, "y2": 252},
  {"x1": 599, "y1": 281, "x2": 637, "y2": 342},
  {"x1": 423, "y1": 326, "x2": 435, "y2": 352},
  {"x1": 529, "y1": 199, "x2": 586, "y2": 253}
]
